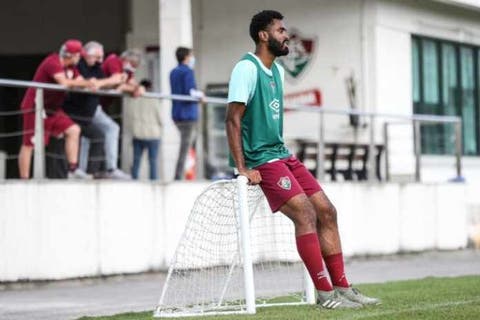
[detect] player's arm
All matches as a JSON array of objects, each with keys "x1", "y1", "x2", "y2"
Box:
[
  {"x1": 185, "y1": 69, "x2": 205, "y2": 102},
  {"x1": 53, "y1": 72, "x2": 96, "y2": 90},
  {"x1": 225, "y1": 102, "x2": 261, "y2": 184},
  {"x1": 226, "y1": 59, "x2": 260, "y2": 184},
  {"x1": 93, "y1": 73, "x2": 126, "y2": 89},
  {"x1": 112, "y1": 75, "x2": 145, "y2": 97}
]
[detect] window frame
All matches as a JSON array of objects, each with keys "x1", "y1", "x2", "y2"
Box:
[{"x1": 412, "y1": 34, "x2": 480, "y2": 156}]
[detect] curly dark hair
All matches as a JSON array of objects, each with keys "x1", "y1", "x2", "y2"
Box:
[{"x1": 249, "y1": 10, "x2": 284, "y2": 44}]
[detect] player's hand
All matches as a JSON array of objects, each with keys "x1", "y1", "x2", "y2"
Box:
[
  {"x1": 88, "y1": 78, "x2": 100, "y2": 91},
  {"x1": 120, "y1": 73, "x2": 128, "y2": 83},
  {"x1": 239, "y1": 169, "x2": 262, "y2": 185},
  {"x1": 132, "y1": 85, "x2": 145, "y2": 97}
]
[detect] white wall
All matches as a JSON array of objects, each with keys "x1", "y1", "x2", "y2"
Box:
[{"x1": 0, "y1": 180, "x2": 471, "y2": 282}]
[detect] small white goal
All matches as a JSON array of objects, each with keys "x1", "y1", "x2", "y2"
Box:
[{"x1": 154, "y1": 176, "x2": 315, "y2": 317}]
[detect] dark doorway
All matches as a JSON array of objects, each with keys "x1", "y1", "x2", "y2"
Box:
[{"x1": 0, "y1": 55, "x2": 45, "y2": 178}]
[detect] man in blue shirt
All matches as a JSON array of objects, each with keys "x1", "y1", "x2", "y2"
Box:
[{"x1": 170, "y1": 47, "x2": 203, "y2": 180}]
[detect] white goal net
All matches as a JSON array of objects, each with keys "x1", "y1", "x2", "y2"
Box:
[{"x1": 154, "y1": 177, "x2": 314, "y2": 317}]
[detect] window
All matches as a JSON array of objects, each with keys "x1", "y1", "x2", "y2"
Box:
[{"x1": 412, "y1": 35, "x2": 480, "y2": 155}]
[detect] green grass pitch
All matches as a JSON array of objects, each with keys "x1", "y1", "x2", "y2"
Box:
[{"x1": 78, "y1": 275, "x2": 480, "y2": 320}]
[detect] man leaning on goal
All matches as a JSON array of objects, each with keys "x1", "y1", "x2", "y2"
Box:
[{"x1": 225, "y1": 10, "x2": 380, "y2": 309}]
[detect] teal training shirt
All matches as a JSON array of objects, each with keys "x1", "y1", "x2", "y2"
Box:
[{"x1": 228, "y1": 53, "x2": 291, "y2": 168}]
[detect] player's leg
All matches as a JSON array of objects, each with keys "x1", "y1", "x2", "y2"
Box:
[
  {"x1": 147, "y1": 139, "x2": 159, "y2": 180},
  {"x1": 19, "y1": 111, "x2": 36, "y2": 179},
  {"x1": 310, "y1": 191, "x2": 378, "y2": 304},
  {"x1": 64, "y1": 124, "x2": 81, "y2": 167},
  {"x1": 49, "y1": 111, "x2": 89, "y2": 179},
  {"x1": 289, "y1": 156, "x2": 380, "y2": 305},
  {"x1": 131, "y1": 138, "x2": 143, "y2": 179},
  {"x1": 174, "y1": 121, "x2": 196, "y2": 180},
  {"x1": 18, "y1": 145, "x2": 33, "y2": 179},
  {"x1": 91, "y1": 105, "x2": 129, "y2": 179},
  {"x1": 309, "y1": 191, "x2": 349, "y2": 284},
  {"x1": 255, "y1": 158, "x2": 361, "y2": 309}
]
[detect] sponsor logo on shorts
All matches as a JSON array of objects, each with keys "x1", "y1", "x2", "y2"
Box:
[{"x1": 277, "y1": 176, "x2": 292, "y2": 190}]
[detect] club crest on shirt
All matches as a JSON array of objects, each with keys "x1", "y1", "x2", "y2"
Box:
[
  {"x1": 277, "y1": 28, "x2": 316, "y2": 81},
  {"x1": 277, "y1": 176, "x2": 292, "y2": 190}
]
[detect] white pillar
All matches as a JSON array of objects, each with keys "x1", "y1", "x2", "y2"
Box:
[{"x1": 159, "y1": 0, "x2": 193, "y2": 182}]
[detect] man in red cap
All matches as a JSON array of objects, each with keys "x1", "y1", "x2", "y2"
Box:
[{"x1": 18, "y1": 39, "x2": 97, "y2": 179}]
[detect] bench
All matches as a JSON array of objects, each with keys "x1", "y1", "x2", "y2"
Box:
[{"x1": 294, "y1": 139, "x2": 384, "y2": 181}]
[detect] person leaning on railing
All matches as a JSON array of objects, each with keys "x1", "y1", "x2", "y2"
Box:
[
  {"x1": 62, "y1": 41, "x2": 122, "y2": 178},
  {"x1": 79, "y1": 48, "x2": 146, "y2": 179},
  {"x1": 18, "y1": 39, "x2": 98, "y2": 179}
]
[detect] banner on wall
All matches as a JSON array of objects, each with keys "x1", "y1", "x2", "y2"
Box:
[{"x1": 284, "y1": 89, "x2": 322, "y2": 108}]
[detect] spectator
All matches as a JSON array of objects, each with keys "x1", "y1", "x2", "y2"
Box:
[
  {"x1": 18, "y1": 39, "x2": 96, "y2": 179},
  {"x1": 103, "y1": 49, "x2": 145, "y2": 97},
  {"x1": 128, "y1": 79, "x2": 162, "y2": 180},
  {"x1": 79, "y1": 48, "x2": 144, "y2": 179},
  {"x1": 63, "y1": 41, "x2": 122, "y2": 176},
  {"x1": 169, "y1": 47, "x2": 203, "y2": 180}
]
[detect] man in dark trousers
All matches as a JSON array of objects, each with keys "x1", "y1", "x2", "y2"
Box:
[
  {"x1": 169, "y1": 47, "x2": 203, "y2": 180},
  {"x1": 63, "y1": 41, "x2": 121, "y2": 176}
]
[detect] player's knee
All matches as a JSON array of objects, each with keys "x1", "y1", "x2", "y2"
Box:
[
  {"x1": 295, "y1": 203, "x2": 317, "y2": 231},
  {"x1": 321, "y1": 204, "x2": 338, "y2": 226}
]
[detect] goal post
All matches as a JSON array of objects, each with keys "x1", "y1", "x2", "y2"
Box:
[
  {"x1": 237, "y1": 175, "x2": 256, "y2": 314},
  {"x1": 154, "y1": 176, "x2": 315, "y2": 318}
]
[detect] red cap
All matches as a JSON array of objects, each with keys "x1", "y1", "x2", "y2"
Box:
[{"x1": 63, "y1": 39, "x2": 83, "y2": 54}]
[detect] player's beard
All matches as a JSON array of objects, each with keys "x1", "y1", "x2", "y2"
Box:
[{"x1": 267, "y1": 37, "x2": 289, "y2": 57}]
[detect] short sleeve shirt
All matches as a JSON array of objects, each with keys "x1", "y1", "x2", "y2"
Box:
[
  {"x1": 20, "y1": 53, "x2": 79, "y2": 113},
  {"x1": 228, "y1": 52, "x2": 285, "y2": 105}
]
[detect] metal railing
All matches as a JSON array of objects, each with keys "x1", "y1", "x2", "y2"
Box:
[{"x1": 0, "y1": 78, "x2": 463, "y2": 182}]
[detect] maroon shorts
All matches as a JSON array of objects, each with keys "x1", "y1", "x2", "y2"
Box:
[
  {"x1": 22, "y1": 109, "x2": 75, "y2": 147},
  {"x1": 254, "y1": 156, "x2": 322, "y2": 212}
]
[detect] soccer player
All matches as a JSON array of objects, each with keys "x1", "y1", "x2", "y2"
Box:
[
  {"x1": 18, "y1": 39, "x2": 96, "y2": 179},
  {"x1": 226, "y1": 10, "x2": 380, "y2": 309}
]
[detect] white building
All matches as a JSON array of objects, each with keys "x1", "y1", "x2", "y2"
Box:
[
  {"x1": 0, "y1": 0, "x2": 479, "y2": 281},
  {"x1": 0, "y1": 0, "x2": 479, "y2": 182},
  {"x1": 140, "y1": 0, "x2": 480, "y2": 183}
]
